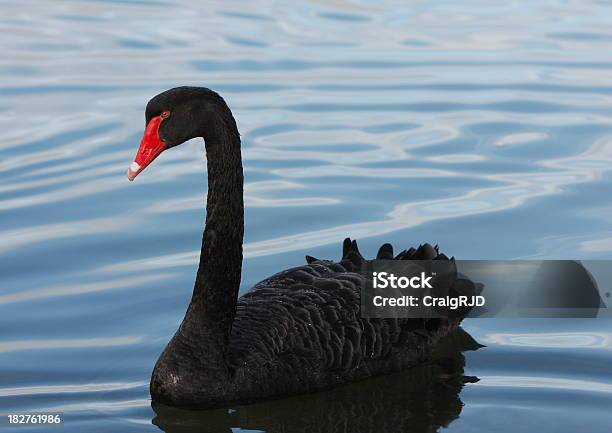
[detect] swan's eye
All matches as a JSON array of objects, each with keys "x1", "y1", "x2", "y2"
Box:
[{"x1": 161, "y1": 111, "x2": 170, "y2": 119}]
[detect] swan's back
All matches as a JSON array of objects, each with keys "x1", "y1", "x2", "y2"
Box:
[{"x1": 228, "y1": 239, "x2": 473, "y2": 401}]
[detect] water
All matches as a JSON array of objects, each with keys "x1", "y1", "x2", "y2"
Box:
[{"x1": 1, "y1": 0, "x2": 611, "y2": 431}]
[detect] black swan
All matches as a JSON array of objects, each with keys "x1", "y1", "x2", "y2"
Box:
[{"x1": 127, "y1": 86, "x2": 478, "y2": 409}]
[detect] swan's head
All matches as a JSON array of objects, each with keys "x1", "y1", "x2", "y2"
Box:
[{"x1": 127, "y1": 86, "x2": 230, "y2": 181}]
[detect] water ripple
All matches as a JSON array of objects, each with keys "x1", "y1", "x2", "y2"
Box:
[
  {"x1": 478, "y1": 375, "x2": 612, "y2": 394},
  {"x1": 0, "y1": 381, "x2": 147, "y2": 397},
  {"x1": 0, "y1": 275, "x2": 171, "y2": 305},
  {"x1": 0, "y1": 336, "x2": 143, "y2": 354},
  {"x1": 483, "y1": 332, "x2": 612, "y2": 350}
]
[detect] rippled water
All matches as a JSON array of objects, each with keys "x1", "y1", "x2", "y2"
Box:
[{"x1": 1, "y1": 1, "x2": 612, "y2": 432}]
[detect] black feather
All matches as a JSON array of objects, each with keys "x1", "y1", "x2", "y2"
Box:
[{"x1": 377, "y1": 243, "x2": 394, "y2": 259}]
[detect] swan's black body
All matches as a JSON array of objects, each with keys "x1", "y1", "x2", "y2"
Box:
[
  {"x1": 137, "y1": 87, "x2": 476, "y2": 408},
  {"x1": 152, "y1": 328, "x2": 482, "y2": 433}
]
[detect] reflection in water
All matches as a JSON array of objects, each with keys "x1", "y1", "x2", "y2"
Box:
[{"x1": 152, "y1": 328, "x2": 482, "y2": 433}]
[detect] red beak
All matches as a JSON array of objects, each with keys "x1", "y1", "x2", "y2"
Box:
[{"x1": 127, "y1": 115, "x2": 168, "y2": 181}]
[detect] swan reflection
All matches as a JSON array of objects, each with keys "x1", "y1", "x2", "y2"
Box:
[{"x1": 152, "y1": 328, "x2": 481, "y2": 433}]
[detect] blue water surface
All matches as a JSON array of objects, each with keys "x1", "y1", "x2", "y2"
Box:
[{"x1": 0, "y1": 1, "x2": 611, "y2": 432}]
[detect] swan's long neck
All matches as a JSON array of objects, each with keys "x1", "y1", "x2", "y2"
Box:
[{"x1": 181, "y1": 101, "x2": 243, "y2": 375}]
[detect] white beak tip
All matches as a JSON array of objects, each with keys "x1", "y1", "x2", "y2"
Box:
[{"x1": 127, "y1": 162, "x2": 141, "y2": 181}]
